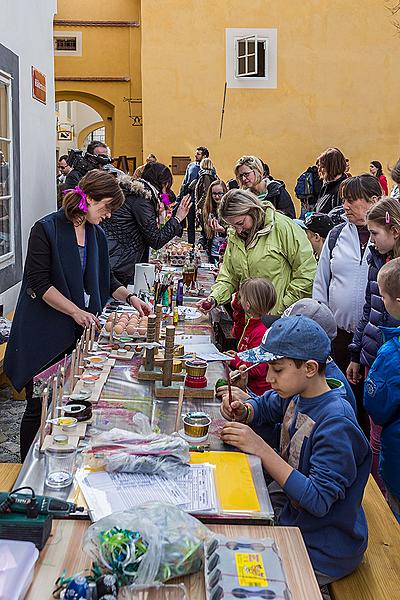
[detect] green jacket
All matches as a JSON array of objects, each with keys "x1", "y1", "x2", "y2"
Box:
[{"x1": 211, "y1": 203, "x2": 316, "y2": 315}]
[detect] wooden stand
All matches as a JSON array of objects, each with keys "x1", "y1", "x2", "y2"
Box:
[
  {"x1": 145, "y1": 314, "x2": 157, "y2": 371},
  {"x1": 154, "y1": 378, "x2": 214, "y2": 398},
  {"x1": 138, "y1": 365, "x2": 185, "y2": 382}
]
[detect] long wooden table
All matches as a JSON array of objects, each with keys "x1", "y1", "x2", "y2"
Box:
[{"x1": 26, "y1": 520, "x2": 322, "y2": 599}]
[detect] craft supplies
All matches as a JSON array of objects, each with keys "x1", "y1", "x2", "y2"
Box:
[
  {"x1": 133, "y1": 263, "x2": 156, "y2": 295},
  {"x1": 185, "y1": 359, "x2": 207, "y2": 377},
  {"x1": 44, "y1": 445, "x2": 77, "y2": 488},
  {"x1": 172, "y1": 359, "x2": 183, "y2": 373},
  {"x1": 65, "y1": 574, "x2": 89, "y2": 599},
  {"x1": 83, "y1": 504, "x2": 210, "y2": 586},
  {"x1": 64, "y1": 400, "x2": 93, "y2": 421},
  {"x1": 183, "y1": 412, "x2": 211, "y2": 439},
  {"x1": 204, "y1": 536, "x2": 291, "y2": 600}
]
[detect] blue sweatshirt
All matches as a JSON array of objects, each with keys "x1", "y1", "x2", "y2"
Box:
[
  {"x1": 364, "y1": 325, "x2": 400, "y2": 499},
  {"x1": 247, "y1": 385, "x2": 371, "y2": 579}
]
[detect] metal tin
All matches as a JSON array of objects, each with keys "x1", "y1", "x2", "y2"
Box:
[
  {"x1": 185, "y1": 359, "x2": 207, "y2": 377},
  {"x1": 183, "y1": 411, "x2": 211, "y2": 438},
  {"x1": 172, "y1": 359, "x2": 183, "y2": 373},
  {"x1": 53, "y1": 434, "x2": 68, "y2": 445},
  {"x1": 173, "y1": 344, "x2": 185, "y2": 357}
]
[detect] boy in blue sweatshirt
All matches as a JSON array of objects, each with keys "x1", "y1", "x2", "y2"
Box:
[
  {"x1": 364, "y1": 258, "x2": 400, "y2": 522},
  {"x1": 220, "y1": 315, "x2": 371, "y2": 585}
]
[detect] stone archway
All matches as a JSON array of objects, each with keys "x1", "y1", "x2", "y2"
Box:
[{"x1": 55, "y1": 90, "x2": 114, "y2": 151}]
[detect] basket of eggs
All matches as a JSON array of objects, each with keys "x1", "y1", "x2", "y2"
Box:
[{"x1": 104, "y1": 312, "x2": 149, "y2": 339}]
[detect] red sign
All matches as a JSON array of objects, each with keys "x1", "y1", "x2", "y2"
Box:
[{"x1": 31, "y1": 67, "x2": 46, "y2": 104}]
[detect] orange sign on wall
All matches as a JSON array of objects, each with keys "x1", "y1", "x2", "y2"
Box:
[{"x1": 31, "y1": 67, "x2": 46, "y2": 104}]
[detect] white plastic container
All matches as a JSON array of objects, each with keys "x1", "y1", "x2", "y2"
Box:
[{"x1": 0, "y1": 539, "x2": 39, "y2": 599}]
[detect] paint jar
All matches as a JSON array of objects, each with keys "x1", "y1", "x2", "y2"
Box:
[
  {"x1": 172, "y1": 359, "x2": 183, "y2": 374},
  {"x1": 185, "y1": 359, "x2": 207, "y2": 377},
  {"x1": 45, "y1": 446, "x2": 77, "y2": 488},
  {"x1": 183, "y1": 412, "x2": 211, "y2": 439}
]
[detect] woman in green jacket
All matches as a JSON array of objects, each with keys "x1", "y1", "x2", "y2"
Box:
[{"x1": 197, "y1": 189, "x2": 316, "y2": 315}]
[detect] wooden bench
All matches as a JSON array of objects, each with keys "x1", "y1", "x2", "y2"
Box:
[
  {"x1": 329, "y1": 476, "x2": 400, "y2": 600},
  {"x1": 0, "y1": 462, "x2": 22, "y2": 492}
]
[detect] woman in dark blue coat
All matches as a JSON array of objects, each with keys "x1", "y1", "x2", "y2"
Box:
[
  {"x1": 5, "y1": 170, "x2": 150, "y2": 459},
  {"x1": 347, "y1": 197, "x2": 400, "y2": 492}
]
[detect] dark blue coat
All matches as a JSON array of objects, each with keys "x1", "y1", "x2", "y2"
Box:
[
  {"x1": 5, "y1": 209, "x2": 111, "y2": 391},
  {"x1": 349, "y1": 247, "x2": 400, "y2": 367}
]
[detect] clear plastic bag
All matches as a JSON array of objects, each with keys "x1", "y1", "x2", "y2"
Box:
[
  {"x1": 119, "y1": 583, "x2": 189, "y2": 599},
  {"x1": 87, "y1": 427, "x2": 190, "y2": 477},
  {"x1": 83, "y1": 503, "x2": 211, "y2": 586}
]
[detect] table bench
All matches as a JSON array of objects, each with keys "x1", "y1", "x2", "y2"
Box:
[
  {"x1": 329, "y1": 476, "x2": 400, "y2": 600},
  {"x1": 0, "y1": 462, "x2": 22, "y2": 491}
]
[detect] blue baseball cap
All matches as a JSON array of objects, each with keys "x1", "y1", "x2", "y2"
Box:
[{"x1": 238, "y1": 315, "x2": 331, "y2": 364}]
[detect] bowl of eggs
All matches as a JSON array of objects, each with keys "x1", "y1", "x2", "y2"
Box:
[{"x1": 104, "y1": 312, "x2": 148, "y2": 339}]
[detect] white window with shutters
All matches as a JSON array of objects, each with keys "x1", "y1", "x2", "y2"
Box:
[{"x1": 226, "y1": 28, "x2": 277, "y2": 89}]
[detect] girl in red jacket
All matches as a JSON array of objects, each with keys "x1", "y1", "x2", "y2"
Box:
[{"x1": 229, "y1": 277, "x2": 276, "y2": 395}]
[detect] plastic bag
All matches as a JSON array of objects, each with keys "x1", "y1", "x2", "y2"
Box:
[
  {"x1": 83, "y1": 503, "x2": 211, "y2": 586},
  {"x1": 87, "y1": 428, "x2": 190, "y2": 477}
]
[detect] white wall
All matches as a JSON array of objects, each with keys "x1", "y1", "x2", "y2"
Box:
[
  {"x1": 56, "y1": 100, "x2": 101, "y2": 156},
  {"x1": 0, "y1": 0, "x2": 57, "y2": 312}
]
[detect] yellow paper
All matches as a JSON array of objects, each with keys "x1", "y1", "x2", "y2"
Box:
[{"x1": 190, "y1": 451, "x2": 260, "y2": 512}]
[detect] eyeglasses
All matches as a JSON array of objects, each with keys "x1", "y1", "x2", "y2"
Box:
[
  {"x1": 212, "y1": 192, "x2": 224, "y2": 197},
  {"x1": 238, "y1": 171, "x2": 253, "y2": 180}
]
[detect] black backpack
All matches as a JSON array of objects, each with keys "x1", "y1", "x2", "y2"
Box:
[
  {"x1": 328, "y1": 222, "x2": 346, "y2": 259},
  {"x1": 295, "y1": 166, "x2": 322, "y2": 204}
]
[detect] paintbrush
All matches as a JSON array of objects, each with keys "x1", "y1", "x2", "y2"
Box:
[
  {"x1": 230, "y1": 362, "x2": 261, "y2": 382},
  {"x1": 224, "y1": 363, "x2": 233, "y2": 406}
]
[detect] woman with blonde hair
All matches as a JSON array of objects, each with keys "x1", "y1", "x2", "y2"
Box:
[
  {"x1": 197, "y1": 189, "x2": 316, "y2": 315},
  {"x1": 234, "y1": 155, "x2": 295, "y2": 218},
  {"x1": 201, "y1": 179, "x2": 227, "y2": 263}
]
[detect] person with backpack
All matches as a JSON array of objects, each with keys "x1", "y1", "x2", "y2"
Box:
[
  {"x1": 315, "y1": 148, "x2": 348, "y2": 213},
  {"x1": 313, "y1": 174, "x2": 382, "y2": 434},
  {"x1": 234, "y1": 156, "x2": 296, "y2": 218},
  {"x1": 295, "y1": 165, "x2": 322, "y2": 218}
]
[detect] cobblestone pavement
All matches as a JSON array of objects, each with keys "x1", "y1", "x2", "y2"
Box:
[{"x1": 0, "y1": 388, "x2": 24, "y2": 462}]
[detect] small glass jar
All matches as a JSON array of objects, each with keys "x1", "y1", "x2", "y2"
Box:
[{"x1": 44, "y1": 445, "x2": 77, "y2": 489}]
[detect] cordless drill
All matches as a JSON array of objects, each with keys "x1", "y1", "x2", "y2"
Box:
[{"x1": 0, "y1": 489, "x2": 84, "y2": 517}]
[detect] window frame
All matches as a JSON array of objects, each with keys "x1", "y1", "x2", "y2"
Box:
[
  {"x1": 0, "y1": 42, "x2": 22, "y2": 294},
  {"x1": 226, "y1": 28, "x2": 277, "y2": 89},
  {"x1": 235, "y1": 35, "x2": 259, "y2": 78},
  {"x1": 0, "y1": 70, "x2": 15, "y2": 267},
  {"x1": 53, "y1": 31, "x2": 82, "y2": 57}
]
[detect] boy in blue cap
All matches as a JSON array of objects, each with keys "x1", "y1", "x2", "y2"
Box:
[{"x1": 220, "y1": 315, "x2": 371, "y2": 585}]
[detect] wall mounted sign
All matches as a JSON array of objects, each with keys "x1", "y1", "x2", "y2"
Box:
[{"x1": 32, "y1": 67, "x2": 46, "y2": 104}]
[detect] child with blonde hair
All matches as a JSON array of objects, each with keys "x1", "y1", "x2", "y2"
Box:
[{"x1": 229, "y1": 277, "x2": 276, "y2": 395}]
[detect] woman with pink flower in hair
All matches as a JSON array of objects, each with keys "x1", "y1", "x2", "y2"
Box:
[{"x1": 5, "y1": 169, "x2": 150, "y2": 460}]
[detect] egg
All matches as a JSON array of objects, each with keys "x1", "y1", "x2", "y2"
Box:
[
  {"x1": 105, "y1": 322, "x2": 112, "y2": 332},
  {"x1": 114, "y1": 324, "x2": 124, "y2": 335},
  {"x1": 138, "y1": 327, "x2": 146, "y2": 336},
  {"x1": 126, "y1": 324, "x2": 136, "y2": 336}
]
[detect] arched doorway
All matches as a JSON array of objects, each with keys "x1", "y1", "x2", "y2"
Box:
[{"x1": 55, "y1": 91, "x2": 114, "y2": 155}]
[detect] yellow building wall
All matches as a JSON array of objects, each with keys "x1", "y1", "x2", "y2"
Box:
[
  {"x1": 54, "y1": 0, "x2": 143, "y2": 163},
  {"x1": 141, "y1": 0, "x2": 400, "y2": 209}
]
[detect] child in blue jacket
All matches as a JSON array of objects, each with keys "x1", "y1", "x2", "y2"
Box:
[
  {"x1": 220, "y1": 316, "x2": 371, "y2": 586},
  {"x1": 364, "y1": 258, "x2": 400, "y2": 522}
]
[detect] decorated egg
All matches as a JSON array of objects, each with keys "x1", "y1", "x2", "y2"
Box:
[
  {"x1": 126, "y1": 324, "x2": 136, "y2": 336},
  {"x1": 114, "y1": 324, "x2": 124, "y2": 335}
]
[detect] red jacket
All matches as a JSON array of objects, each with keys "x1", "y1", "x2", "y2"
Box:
[
  {"x1": 379, "y1": 175, "x2": 388, "y2": 195},
  {"x1": 231, "y1": 292, "x2": 246, "y2": 340},
  {"x1": 230, "y1": 317, "x2": 271, "y2": 396}
]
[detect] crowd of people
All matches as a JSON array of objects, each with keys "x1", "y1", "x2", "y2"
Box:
[{"x1": 5, "y1": 141, "x2": 400, "y2": 592}]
